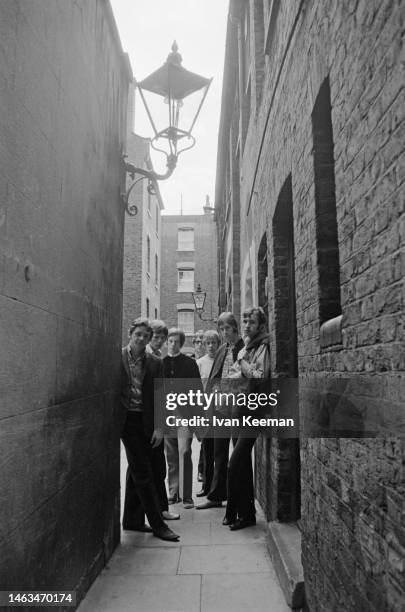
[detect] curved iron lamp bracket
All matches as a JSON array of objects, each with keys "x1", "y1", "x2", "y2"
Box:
[
  {"x1": 150, "y1": 130, "x2": 196, "y2": 159},
  {"x1": 196, "y1": 312, "x2": 217, "y2": 322},
  {"x1": 122, "y1": 155, "x2": 177, "y2": 216}
]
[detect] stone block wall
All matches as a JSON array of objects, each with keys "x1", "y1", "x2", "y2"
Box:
[{"x1": 0, "y1": 0, "x2": 130, "y2": 603}]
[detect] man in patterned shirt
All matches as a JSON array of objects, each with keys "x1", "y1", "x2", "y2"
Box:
[{"x1": 121, "y1": 318, "x2": 179, "y2": 541}]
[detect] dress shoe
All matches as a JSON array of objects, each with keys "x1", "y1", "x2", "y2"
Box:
[
  {"x1": 153, "y1": 526, "x2": 180, "y2": 542},
  {"x1": 123, "y1": 524, "x2": 153, "y2": 533},
  {"x1": 196, "y1": 489, "x2": 208, "y2": 497},
  {"x1": 183, "y1": 499, "x2": 194, "y2": 509},
  {"x1": 229, "y1": 517, "x2": 256, "y2": 531},
  {"x1": 168, "y1": 494, "x2": 181, "y2": 505},
  {"x1": 196, "y1": 500, "x2": 222, "y2": 510},
  {"x1": 162, "y1": 510, "x2": 180, "y2": 520},
  {"x1": 222, "y1": 516, "x2": 234, "y2": 526}
]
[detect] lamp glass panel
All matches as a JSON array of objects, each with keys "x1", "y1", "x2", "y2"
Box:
[
  {"x1": 135, "y1": 86, "x2": 207, "y2": 140},
  {"x1": 193, "y1": 292, "x2": 206, "y2": 311}
]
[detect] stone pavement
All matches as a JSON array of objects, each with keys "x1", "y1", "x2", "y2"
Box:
[{"x1": 78, "y1": 441, "x2": 289, "y2": 612}]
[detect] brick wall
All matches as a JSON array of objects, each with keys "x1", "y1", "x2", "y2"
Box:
[
  {"x1": 122, "y1": 131, "x2": 163, "y2": 343},
  {"x1": 161, "y1": 213, "x2": 218, "y2": 353},
  {"x1": 0, "y1": 0, "x2": 130, "y2": 602},
  {"x1": 217, "y1": 0, "x2": 404, "y2": 609}
]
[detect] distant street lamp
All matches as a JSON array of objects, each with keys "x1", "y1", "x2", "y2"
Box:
[
  {"x1": 192, "y1": 284, "x2": 216, "y2": 321},
  {"x1": 123, "y1": 41, "x2": 212, "y2": 215}
]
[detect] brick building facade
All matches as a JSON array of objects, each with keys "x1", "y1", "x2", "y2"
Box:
[
  {"x1": 122, "y1": 88, "x2": 164, "y2": 342},
  {"x1": 215, "y1": 1, "x2": 404, "y2": 610},
  {"x1": 160, "y1": 211, "x2": 217, "y2": 354},
  {"x1": 0, "y1": 0, "x2": 130, "y2": 603}
]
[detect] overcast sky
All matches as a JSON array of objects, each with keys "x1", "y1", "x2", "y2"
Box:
[{"x1": 110, "y1": 0, "x2": 229, "y2": 215}]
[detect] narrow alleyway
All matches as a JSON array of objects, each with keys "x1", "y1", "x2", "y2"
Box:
[{"x1": 78, "y1": 441, "x2": 289, "y2": 612}]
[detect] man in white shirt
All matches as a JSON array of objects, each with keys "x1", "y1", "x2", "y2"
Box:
[
  {"x1": 196, "y1": 330, "x2": 221, "y2": 496},
  {"x1": 196, "y1": 330, "x2": 220, "y2": 383}
]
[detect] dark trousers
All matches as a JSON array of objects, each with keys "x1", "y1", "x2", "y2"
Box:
[
  {"x1": 123, "y1": 442, "x2": 169, "y2": 527},
  {"x1": 201, "y1": 436, "x2": 214, "y2": 494},
  {"x1": 225, "y1": 435, "x2": 257, "y2": 522},
  {"x1": 198, "y1": 443, "x2": 204, "y2": 475},
  {"x1": 207, "y1": 436, "x2": 231, "y2": 502},
  {"x1": 121, "y1": 413, "x2": 166, "y2": 531}
]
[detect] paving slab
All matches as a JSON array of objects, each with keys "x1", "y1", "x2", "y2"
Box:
[
  {"x1": 178, "y1": 543, "x2": 271, "y2": 574},
  {"x1": 79, "y1": 574, "x2": 201, "y2": 612},
  {"x1": 201, "y1": 573, "x2": 290, "y2": 612},
  {"x1": 103, "y1": 544, "x2": 180, "y2": 576},
  {"x1": 209, "y1": 520, "x2": 267, "y2": 545},
  {"x1": 122, "y1": 521, "x2": 210, "y2": 547}
]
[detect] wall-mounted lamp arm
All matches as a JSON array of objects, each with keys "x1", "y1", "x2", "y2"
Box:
[
  {"x1": 195, "y1": 311, "x2": 217, "y2": 322},
  {"x1": 122, "y1": 156, "x2": 177, "y2": 216}
]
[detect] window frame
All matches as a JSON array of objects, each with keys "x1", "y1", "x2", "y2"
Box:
[
  {"x1": 177, "y1": 268, "x2": 194, "y2": 293},
  {"x1": 177, "y1": 310, "x2": 195, "y2": 336},
  {"x1": 177, "y1": 227, "x2": 195, "y2": 251}
]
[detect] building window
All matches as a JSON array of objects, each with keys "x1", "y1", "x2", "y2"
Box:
[
  {"x1": 178, "y1": 228, "x2": 194, "y2": 251},
  {"x1": 155, "y1": 254, "x2": 158, "y2": 284},
  {"x1": 312, "y1": 76, "x2": 341, "y2": 325},
  {"x1": 146, "y1": 235, "x2": 151, "y2": 273},
  {"x1": 155, "y1": 203, "x2": 159, "y2": 234},
  {"x1": 146, "y1": 298, "x2": 150, "y2": 317},
  {"x1": 147, "y1": 190, "x2": 151, "y2": 215},
  {"x1": 178, "y1": 269, "x2": 194, "y2": 292},
  {"x1": 154, "y1": 307, "x2": 158, "y2": 318},
  {"x1": 178, "y1": 310, "x2": 194, "y2": 335}
]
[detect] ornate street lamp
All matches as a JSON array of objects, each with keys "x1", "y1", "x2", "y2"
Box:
[
  {"x1": 192, "y1": 284, "x2": 216, "y2": 321},
  {"x1": 123, "y1": 42, "x2": 212, "y2": 215}
]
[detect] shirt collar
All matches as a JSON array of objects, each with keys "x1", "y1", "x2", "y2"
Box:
[
  {"x1": 146, "y1": 344, "x2": 161, "y2": 357},
  {"x1": 127, "y1": 345, "x2": 146, "y2": 362}
]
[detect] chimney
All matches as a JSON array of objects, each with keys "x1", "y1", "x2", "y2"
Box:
[{"x1": 203, "y1": 194, "x2": 215, "y2": 214}]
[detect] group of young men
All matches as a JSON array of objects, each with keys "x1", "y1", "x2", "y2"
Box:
[{"x1": 120, "y1": 307, "x2": 270, "y2": 542}]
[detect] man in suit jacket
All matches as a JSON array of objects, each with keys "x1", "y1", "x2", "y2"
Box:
[
  {"x1": 121, "y1": 318, "x2": 179, "y2": 542},
  {"x1": 163, "y1": 328, "x2": 203, "y2": 509},
  {"x1": 125, "y1": 319, "x2": 180, "y2": 526},
  {"x1": 196, "y1": 312, "x2": 244, "y2": 510}
]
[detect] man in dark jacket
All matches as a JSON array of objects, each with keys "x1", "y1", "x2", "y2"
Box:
[
  {"x1": 126, "y1": 319, "x2": 180, "y2": 525},
  {"x1": 163, "y1": 328, "x2": 202, "y2": 508},
  {"x1": 121, "y1": 318, "x2": 179, "y2": 541},
  {"x1": 196, "y1": 312, "x2": 244, "y2": 510}
]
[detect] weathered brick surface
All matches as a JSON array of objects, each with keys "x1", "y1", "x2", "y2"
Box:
[
  {"x1": 0, "y1": 0, "x2": 130, "y2": 602},
  {"x1": 216, "y1": 0, "x2": 404, "y2": 610},
  {"x1": 122, "y1": 130, "x2": 163, "y2": 343},
  {"x1": 160, "y1": 213, "x2": 218, "y2": 352}
]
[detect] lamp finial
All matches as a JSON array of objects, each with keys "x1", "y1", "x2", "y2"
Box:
[{"x1": 167, "y1": 40, "x2": 182, "y2": 66}]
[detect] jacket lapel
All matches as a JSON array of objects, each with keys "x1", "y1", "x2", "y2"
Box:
[{"x1": 209, "y1": 343, "x2": 227, "y2": 380}]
